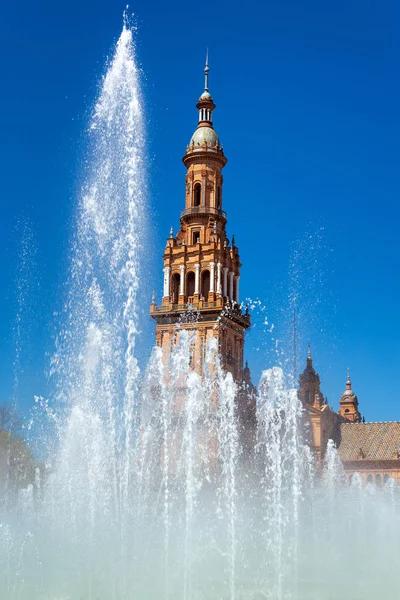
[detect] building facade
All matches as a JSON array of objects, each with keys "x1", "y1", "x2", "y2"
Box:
[{"x1": 298, "y1": 353, "x2": 400, "y2": 483}]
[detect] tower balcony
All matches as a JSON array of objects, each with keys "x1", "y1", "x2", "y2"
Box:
[
  {"x1": 180, "y1": 206, "x2": 226, "y2": 220},
  {"x1": 150, "y1": 298, "x2": 251, "y2": 329}
]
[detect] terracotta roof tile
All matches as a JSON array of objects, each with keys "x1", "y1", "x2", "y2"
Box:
[{"x1": 338, "y1": 422, "x2": 400, "y2": 462}]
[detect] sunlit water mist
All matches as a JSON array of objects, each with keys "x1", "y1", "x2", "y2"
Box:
[
  {"x1": 1, "y1": 20, "x2": 400, "y2": 600},
  {"x1": 12, "y1": 218, "x2": 40, "y2": 399},
  {"x1": 244, "y1": 227, "x2": 337, "y2": 389}
]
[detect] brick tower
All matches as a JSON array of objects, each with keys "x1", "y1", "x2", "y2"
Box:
[{"x1": 150, "y1": 56, "x2": 250, "y2": 383}]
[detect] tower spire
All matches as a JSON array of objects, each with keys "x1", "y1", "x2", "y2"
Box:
[
  {"x1": 185, "y1": 51, "x2": 223, "y2": 154},
  {"x1": 204, "y1": 49, "x2": 209, "y2": 92},
  {"x1": 298, "y1": 344, "x2": 323, "y2": 406},
  {"x1": 307, "y1": 342, "x2": 313, "y2": 368},
  {"x1": 345, "y1": 368, "x2": 353, "y2": 394}
]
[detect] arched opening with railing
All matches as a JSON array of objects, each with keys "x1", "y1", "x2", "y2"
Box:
[
  {"x1": 201, "y1": 270, "x2": 210, "y2": 299},
  {"x1": 194, "y1": 183, "x2": 201, "y2": 207},
  {"x1": 171, "y1": 273, "x2": 180, "y2": 304},
  {"x1": 186, "y1": 271, "x2": 195, "y2": 300}
]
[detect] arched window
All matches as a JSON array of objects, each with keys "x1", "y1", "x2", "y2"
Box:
[
  {"x1": 186, "y1": 272, "x2": 195, "y2": 299},
  {"x1": 344, "y1": 409, "x2": 350, "y2": 413},
  {"x1": 384, "y1": 474, "x2": 390, "y2": 484},
  {"x1": 375, "y1": 474, "x2": 382, "y2": 487},
  {"x1": 171, "y1": 273, "x2": 180, "y2": 304},
  {"x1": 216, "y1": 186, "x2": 221, "y2": 208},
  {"x1": 367, "y1": 474, "x2": 373, "y2": 484},
  {"x1": 201, "y1": 270, "x2": 210, "y2": 299},
  {"x1": 194, "y1": 183, "x2": 201, "y2": 207}
]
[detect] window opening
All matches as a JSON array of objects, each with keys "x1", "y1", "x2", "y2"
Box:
[
  {"x1": 202, "y1": 270, "x2": 210, "y2": 299},
  {"x1": 171, "y1": 273, "x2": 180, "y2": 304},
  {"x1": 186, "y1": 271, "x2": 195, "y2": 299},
  {"x1": 194, "y1": 183, "x2": 201, "y2": 207},
  {"x1": 216, "y1": 186, "x2": 221, "y2": 208}
]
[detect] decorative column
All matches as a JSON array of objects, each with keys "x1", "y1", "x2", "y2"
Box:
[
  {"x1": 210, "y1": 262, "x2": 215, "y2": 292},
  {"x1": 217, "y1": 262, "x2": 222, "y2": 295},
  {"x1": 235, "y1": 276, "x2": 240, "y2": 303},
  {"x1": 179, "y1": 265, "x2": 185, "y2": 299},
  {"x1": 229, "y1": 271, "x2": 234, "y2": 301},
  {"x1": 223, "y1": 267, "x2": 228, "y2": 297},
  {"x1": 194, "y1": 263, "x2": 200, "y2": 294},
  {"x1": 163, "y1": 266, "x2": 171, "y2": 298}
]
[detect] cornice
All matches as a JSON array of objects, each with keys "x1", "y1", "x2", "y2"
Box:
[{"x1": 182, "y1": 152, "x2": 227, "y2": 169}]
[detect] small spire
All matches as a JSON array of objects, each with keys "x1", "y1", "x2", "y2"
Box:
[
  {"x1": 341, "y1": 368, "x2": 354, "y2": 399},
  {"x1": 306, "y1": 343, "x2": 313, "y2": 367},
  {"x1": 170, "y1": 226, "x2": 174, "y2": 238},
  {"x1": 151, "y1": 290, "x2": 155, "y2": 304},
  {"x1": 232, "y1": 234, "x2": 235, "y2": 246},
  {"x1": 346, "y1": 368, "x2": 352, "y2": 389},
  {"x1": 204, "y1": 49, "x2": 209, "y2": 91}
]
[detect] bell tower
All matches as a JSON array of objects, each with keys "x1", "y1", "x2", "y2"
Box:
[
  {"x1": 150, "y1": 56, "x2": 250, "y2": 382},
  {"x1": 339, "y1": 370, "x2": 361, "y2": 422}
]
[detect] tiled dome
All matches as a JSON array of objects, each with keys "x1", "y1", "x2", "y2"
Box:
[
  {"x1": 198, "y1": 90, "x2": 213, "y2": 102},
  {"x1": 190, "y1": 126, "x2": 219, "y2": 148}
]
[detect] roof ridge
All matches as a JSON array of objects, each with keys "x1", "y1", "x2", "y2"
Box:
[{"x1": 341, "y1": 421, "x2": 400, "y2": 425}]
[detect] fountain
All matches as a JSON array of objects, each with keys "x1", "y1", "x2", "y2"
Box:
[{"x1": 1, "y1": 18, "x2": 399, "y2": 600}]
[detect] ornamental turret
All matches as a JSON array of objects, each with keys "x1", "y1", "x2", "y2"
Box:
[{"x1": 339, "y1": 370, "x2": 361, "y2": 422}]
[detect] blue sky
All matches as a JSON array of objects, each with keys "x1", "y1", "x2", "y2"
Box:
[{"x1": 0, "y1": 0, "x2": 399, "y2": 422}]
